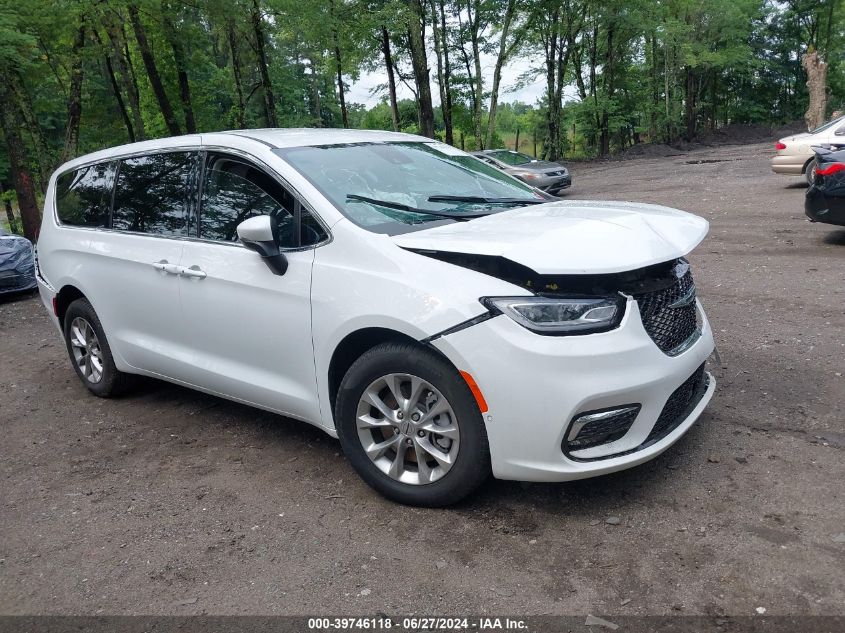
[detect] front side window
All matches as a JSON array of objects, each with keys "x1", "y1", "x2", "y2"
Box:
[
  {"x1": 55, "y1": 162, "x2": 117, "y2": 227},
  {"x1": 275, "y1": 142, "x2": 540, "y2": 235},
  {"x1": 199, "y1": 152, "x2": 326, "y2": 248},
  {"x1": 112, "y1": 152, "x2": 199, "y2": 236}
]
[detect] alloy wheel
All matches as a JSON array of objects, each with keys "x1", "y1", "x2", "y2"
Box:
[
  {"x1": 355, "y1": 373, "x2": 460, "y2": 485},
  {"x1": 69, "y1": 317, "x2": 104, "y2": 383}
]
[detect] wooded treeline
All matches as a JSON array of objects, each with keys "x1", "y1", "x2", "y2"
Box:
[{"x1": 0, "y1": 0, "x2": 842, "y2": 240}]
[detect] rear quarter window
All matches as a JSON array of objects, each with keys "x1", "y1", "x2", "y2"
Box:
[{"x1": 55, "y1": 162, "x2": 117, "y2": 227}]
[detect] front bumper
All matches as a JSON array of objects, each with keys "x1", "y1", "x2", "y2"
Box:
[
  {"x1": 0, "y1": 269, "x2": 36, "y2": 294},
  {"x1": 0, "y1": 243, "x2": 37, "y2": 295},
  {"x1": 432, "y1": 299, "x2": 715, "y2": 481},
  {"x1": 538, "y1": 175, "x2": 571, "y2": 194},
  {"x1": 806, "y1": 185, "x2": 845, "y2": 226}
]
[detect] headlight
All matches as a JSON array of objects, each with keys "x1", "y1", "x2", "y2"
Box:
[
  {"x1": 482, "y1": 295, "x2": 625, "y2": 335},
  {"x1": 512, "y1": 171, "x2": 540, "y2": 180}
]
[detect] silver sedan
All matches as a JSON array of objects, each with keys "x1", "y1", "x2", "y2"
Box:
[{"x1": 472, "y1": 150, "x2": 571, "y2": 196}]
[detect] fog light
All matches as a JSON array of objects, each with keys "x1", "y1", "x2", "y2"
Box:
[{"x1": 565, "y1": 405, "x2": 641, "y2": 451}]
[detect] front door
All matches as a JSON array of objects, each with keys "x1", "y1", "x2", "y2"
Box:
[{"x1": 177, "y1": 151, "x2": 327, "y2": 423}]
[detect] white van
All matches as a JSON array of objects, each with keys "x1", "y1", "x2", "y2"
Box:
[{"x1": 35, "y1": 129, "x2": 716, "y2": 506}]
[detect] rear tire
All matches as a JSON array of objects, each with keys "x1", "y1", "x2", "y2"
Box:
[
  {"x1": 806, "y1": 158, "x2": 817, "y2": 185},
  {"x1": 335, "y1": 342, "x2": 490, "y2": 506},
  {"x1": 63, "y1": 298, "x2": 134, "y2": 397}
]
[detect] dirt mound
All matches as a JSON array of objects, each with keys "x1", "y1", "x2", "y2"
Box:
[
  {"x1": 595, "y1": 121, "x2": 808, "y2": 163},
  {"x1": 700, "y1": 121, "x2": 806, "y2": 145}
]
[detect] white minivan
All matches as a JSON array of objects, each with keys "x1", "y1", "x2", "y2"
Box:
[{"x1": 35, "y1": 129, "x2": 716, "y2": 506}]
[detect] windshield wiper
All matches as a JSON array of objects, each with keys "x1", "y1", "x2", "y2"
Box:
[
  {"x1": 427, "y1": 195, "x2": 545, "y2": 205},
  {"x1": 346, "y1": 194, "x2": 492, "y2": 220}
]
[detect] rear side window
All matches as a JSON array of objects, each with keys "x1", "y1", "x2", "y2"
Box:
[
  {"x1": 55, "y1": 162, "x2": 117, "y2": 227},
  {"x1": 199, "y1": 153, "x2": 327, "y2": 247},
  {"x1": 112, "y1": 152, "x2": 199, "y2": 236}
]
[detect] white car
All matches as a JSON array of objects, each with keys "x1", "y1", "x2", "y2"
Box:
[
  {"x1": 35, "y1": 129, "x2": 716, "y2": 506},
  {"x1": 771, "y1": 115, "x2": 845, "y2": 184}
]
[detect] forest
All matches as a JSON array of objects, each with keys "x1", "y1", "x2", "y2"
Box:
[{"x1": 0, "y1": 0, "x2": 842, "y2": 240}]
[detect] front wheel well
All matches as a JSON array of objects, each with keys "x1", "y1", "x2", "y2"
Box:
[
  {"x1": 55, "y1": 285, "x2": 86, "y2": 327},
  {"x1": 328, "y1": 328, "x2": 425, "y2": 413}
]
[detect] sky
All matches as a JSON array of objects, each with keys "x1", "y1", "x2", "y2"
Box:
[{"x1": 346, "y1": 52, "x2": 549, "y2": 108}]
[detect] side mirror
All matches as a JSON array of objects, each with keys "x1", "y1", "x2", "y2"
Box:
[
  {"x1": 237, "y1": 215, "x2": 288, "y2": 276},
  {"x1": 835, "y1": 125, "x2": 845, "y2": 137}
]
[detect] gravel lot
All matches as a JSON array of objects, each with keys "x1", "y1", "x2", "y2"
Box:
[{"x1": 1, "y1": 141, "x2": 843, "y2": 617}]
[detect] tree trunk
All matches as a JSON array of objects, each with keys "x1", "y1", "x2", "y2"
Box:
[
  {"x1": 329, "y1": 0, "x2": 348, "y2": 128},
  {"x1": 514, "y1": 127, "x2": 520, "y2": 151},
  {"x1": 162, "y1": 2, "x2": 197, "y2": 133},
  {"x1": 802, "y1": 50, "x2": 828, "y2": 131},
  {"x1": 598, "y1": 15, "x2": 616, "y2": 157},
  {"x1": 332, "y1": 50, "x2": 348, "y2": 128},
  {"x1": 95, "y1": 29, "x2": 135, "y2": 142},
  {"x1": 227, "y1": 19, "x2": 247, "y2": 128},
  {"x1": 486, "y1": 0, "x2": 517, "y2": 148},
  {"x1": 0, "y1": 79, "x2": 41, "y2": 242},
  {"x1": 0, "y1": 183, "x2": 20, "y2": 235},
  {"x1": 334, "y1": 42, "x2": 348, "y2": 128},
  {"x1": 381, "y1": 26, "x2": 400, "y2": 132},
  {"x1": 307, "y1": 53, "x2": 323, "y2": 127},
  {"x1": 684, "y1": 65, "x2": 697, "y2": 141},
  {"x1": 437, "y1": 0, "x2": 454, "y2": 145},
  {"x1": 61, "y1": 20, "x2": 86, "y2": 163},
  {"x1": 106, "y1": 19, "x2": 145, "y2": 140},
  {"x1": 543, "y1": 9, "x2": 559, "y2": 160},
  {"x1": 467, "y1": 0, "x2": 484, "y2": 149},
  {"x1": 407, "y1": 0, "x2": 434, "y2": 138},
  {"x1": 664, "y1": 40, "x2": 672, "y2": 142},
  {"x1": 9, "y1": 72, "x2": 52, "y2": 191},
  {"x1": 649, "y1": 33, "x2": 658, "y2": 140},
  {"x1": 128, "y1": 4, "x2": 182, "y2": 136},
  {"x1": 428, "y1": 2, "x2": 448, "y2": 141},
  {"x1": 553, "y1": 14, "x2": 572, "y2": 160},
  {"x1": 250, "y1": 0, "x2": 278, "y2": 127}
]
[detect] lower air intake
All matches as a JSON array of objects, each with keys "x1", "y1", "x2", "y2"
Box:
[{"x1": 565, "y1": 405, "x2": 641, "y2": 451}]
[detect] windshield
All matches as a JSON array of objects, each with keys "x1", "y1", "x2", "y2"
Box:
[
  {"x1": 275, "y1": 142, "x2": 540, "y2": 234},
  {"x1": 810, "y1": 115, "x2": 845, "y2": 135},
  {"x1": 487, "y1": 150, "x2": 535, "y2": 166}
]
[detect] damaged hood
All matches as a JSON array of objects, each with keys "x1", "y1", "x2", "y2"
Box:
[{"x1": 393, "y1": 200, "x2": 708, "y2": 275}]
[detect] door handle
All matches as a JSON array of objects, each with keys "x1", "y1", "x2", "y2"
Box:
[
  {"x1": 152, "y1": 260, "x2": 182, "y2": 275},
  {"x1": 180, "y1": 265, "x2": 207, "y2": 279}
]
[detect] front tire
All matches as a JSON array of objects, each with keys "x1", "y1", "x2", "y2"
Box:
[
  {"x1": 335, "y1": 342, "x2": 490, "y2": 506},
  {"x1": 63, "y1": 298, "x2": 134, "y2": 397}
]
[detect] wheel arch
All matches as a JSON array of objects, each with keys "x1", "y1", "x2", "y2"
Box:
[
  {"x1": 55, "y1": 284, "x2": 87, "y2": 327},
  {"x1": 327, "y1": 327, "x2": 460, "y2": 418}
]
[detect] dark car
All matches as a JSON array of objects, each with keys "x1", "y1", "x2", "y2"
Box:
[
  {"x1": 471, "y1": 150, "x2": 571, "y2": 196},
  {"x1": 806, "y1": 145, "x2": 845, "y2": 227},
  {"x1": 0, "y1": 227, "x2": 37, "y2": 295}
]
